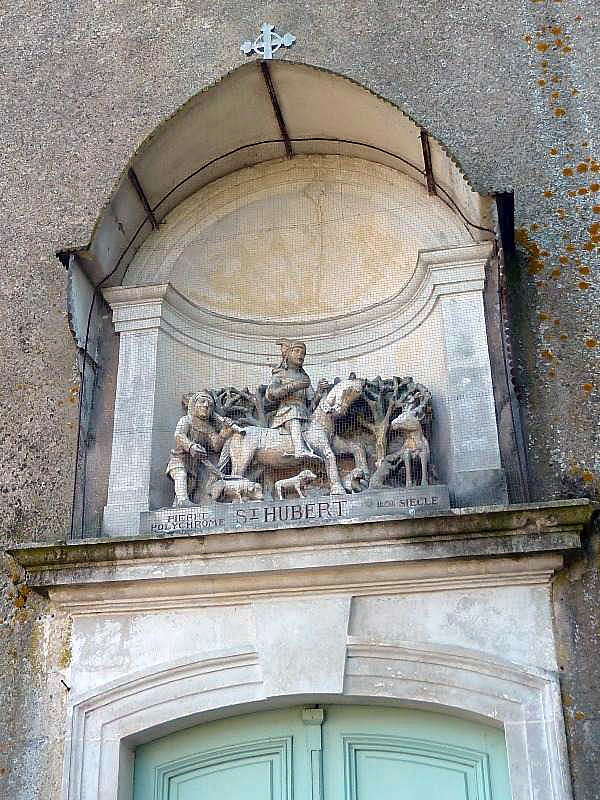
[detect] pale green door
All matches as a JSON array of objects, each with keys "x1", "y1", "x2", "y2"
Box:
[{"x1": 133, "y1": 705, "x2": 511, "y2": 800}]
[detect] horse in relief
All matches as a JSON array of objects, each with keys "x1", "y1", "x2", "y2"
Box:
[{"x1": 218, "y1": 378, "x2": 369, "y2": 495}]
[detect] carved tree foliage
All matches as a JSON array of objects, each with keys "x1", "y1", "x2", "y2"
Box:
[
  {"x1": 213, "y1": 385, "x2": 270, "y2": 427},
  {"x1": 355, "y1": 377, "x2": 432, "y2": 463},
  {"x1": 183, "y1": 377, "x2": 433, "y2": 463}
]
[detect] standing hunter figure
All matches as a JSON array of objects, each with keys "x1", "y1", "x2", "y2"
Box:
[{"x1": 265, "y1": 340, "x2": 320, "y2": 461}]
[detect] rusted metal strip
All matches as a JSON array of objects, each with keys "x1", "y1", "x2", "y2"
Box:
[
  {"x1": 420, "y1": 130, "x2": 437, "y2": 195},
  {"x1": 260, "y1": 60, "x2": 293, "y2": 158},
  {"x1": 128, "y1": 167, "x2": 159, "y2": 229}
]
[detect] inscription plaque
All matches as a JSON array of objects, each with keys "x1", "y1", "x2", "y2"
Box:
[{"x1": 142, "y1": 486, "x2": 450, "y2": 536}]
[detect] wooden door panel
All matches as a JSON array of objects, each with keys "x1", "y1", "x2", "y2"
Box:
[
  {"x1": 134, "y1": 708, "x2": 305, "y2": 800},
  {"x1": 323, "y1": 706, "x2": 511, "y2": 800},
  {"x1": 157, "y1": 739, "x2": 290, "y2": 800},
  {"x1": 345, "y1": 736, "x2": 491, "y2": 800},
  {"x1": 133, "y1": 705, "x2": 511, "y2": 800}
]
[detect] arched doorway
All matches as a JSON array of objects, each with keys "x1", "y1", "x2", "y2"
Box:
[{"x1": 133, "y1": 705, "x2": 511, "y2": 799}]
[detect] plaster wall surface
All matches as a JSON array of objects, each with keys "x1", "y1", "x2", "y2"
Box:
[
  {"x1": 69, "y1": 584, "x2": 557, "y2": 701},
  {"x1": 1, "y1": 1, "x2": 599, "y2": 798},
  {"x1": 58, "y1": 576, "x2": 569, "y2": 800},
  {"x1": 125, "y1": 156, "x2": 473, "y2": 319}
]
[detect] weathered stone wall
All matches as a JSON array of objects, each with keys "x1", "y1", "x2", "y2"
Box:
[
  {"x1": 553, "y1": 511, "x2": 600, "y2": 800},
  {"x1": 0, "y1": 1, "x2": 598, "y2": 798}
]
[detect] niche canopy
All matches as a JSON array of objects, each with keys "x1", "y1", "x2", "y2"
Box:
[{"x1": 70, "y1": 60, "x2": 493, "y2": 289}]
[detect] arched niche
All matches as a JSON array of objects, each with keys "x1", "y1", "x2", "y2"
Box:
[{"x1": 64, "y1": 60, "x2": 518, "y2": 539}]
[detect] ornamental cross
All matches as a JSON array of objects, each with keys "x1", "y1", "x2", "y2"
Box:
[{"x1": 241, "y1": 23, "x2": 296, "y2": 60}]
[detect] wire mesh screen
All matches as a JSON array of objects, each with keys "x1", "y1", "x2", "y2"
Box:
[{"x1": 102, "y1": 155, "x2": 503, "y2": 526}]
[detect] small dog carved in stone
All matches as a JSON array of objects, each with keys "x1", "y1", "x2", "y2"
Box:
[
  {"x1": 342, "y1": 467, "x2": 369, "y2": 493},
  {"x1": 209, "y1": 478, "x2": 264, "y2": 503},
  {"x1": 274, "y1": 469, "x2": 317, "y2": 500}
]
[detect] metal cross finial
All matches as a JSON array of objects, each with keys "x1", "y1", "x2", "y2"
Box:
[{"x1": 241, "y1": 23, "x2": 296, "y2": 60}]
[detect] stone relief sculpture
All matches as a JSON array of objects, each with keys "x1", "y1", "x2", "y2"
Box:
[
  {"x1": 166, "y1": 342, "x2": 436, "y2": 506},
  {"x1": 367, "y1": 383, "x2": 432, "y2": 489},
  {"x1": 219, "y1": 375, "x2": 368, "y2": 496},
  {"x1": 265, "y1": 339, "x2": 318, "y2": 459},
  {"x1": 166, "y1": 390, "x2": 245, "y2": 507},
  {"x1": 274, "y1": 469, "x2": 318, "y2": 500}
]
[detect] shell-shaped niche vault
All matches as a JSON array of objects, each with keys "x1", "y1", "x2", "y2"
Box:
[{"x1": 124, "y1": 155, "x2": 474, "y2": 323}]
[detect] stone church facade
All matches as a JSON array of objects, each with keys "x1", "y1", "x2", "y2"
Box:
[{"x1": 1, "y1": 3, "x2": 598, "y2": 799}]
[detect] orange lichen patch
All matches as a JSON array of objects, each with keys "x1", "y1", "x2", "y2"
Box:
[
  {"x1": 524, "y1": 34, "x2": 533, "y2": 43},
  {"x1": 590, "y1": 183, "x2": 600, "y2": 192},
  {"x1": 551, "y1": 74, "x2": 561, "y2": 83},
  {"x1": 578, "y1": 188, "x2": 589, "y2": 195},
  {"x1": 543, "y1": 190, "x2": 554, "y2": 198},
  {"x1": 593, "y1": 205, "x2": 600, "y2": 214},
  {"x1": 551, "y1": 26, "x2": 562, "y2": 35},
  {"x1": 591, "y1": 163, "x2": 600, "y2": 172},
  {"x1": 579, "y1": 266, "x2": 591, "y2": 275},
  {"x1": 541, "y1": 349, "x2": 555, "y2": 361},
  {"x1": 530, "y1": 223, "x2": 540, "y2": 231},
  {"x1": 578, "y1": 281, "x2": 590, "y2": 289},
  {"x1": 559, "y1": 256, "x2": 569, "y2": 265},
  {"x1": 556, "y1": 208, "x2": 566, "y2": 219},
  {"x1": 547, "y1": 367, "x2": 556, "y2": 378},
  {"x1": 550, "y1": 268, "x2": 562, "y2": 278},
  {"x1": 553, "y1": 319, "x2": 561, "y2": 326},
  {"x1": 549, "y1": 147, "x2": 558, "y2": 156},
  {"x1": 536, "y1": 42, "x2": 549, "y2": 52},
  {"x1": 582, "y1": 241, "x2": 595, "y2": 251},
  {"x1": 562, "y1": 46, "x2": 572, "y2": 53},
  {"x1": 585, "y1": 339, "x2": 598, "y2": 348},
  {"x1": 560, "y1": 333, "x2": 569, "y2": 341},
  {"x1": 588, "y1": 222, "x2": 600, "y2": 235},
  {"x1": 571, "y1": 88, "x2": 579, "y2": 96},
  {"x1": 537, "y1": 78, "x2": 546, "y2": 86},
  {"x1": 541, "y1": 59, "x2": 549, "y2": 68},
  {"x1": 554, "y1": 107, "x2": 567, "y2": 117},
  {"x1": 567, "y1": 190, "x2": 577, "y2": 197},
  {"x1": 516, "y1": 228, "x2": 547, "y2": 275},
  {"x1": 550, "y1": 90, "x2": 560, "y2": 101},
  {"x1": 576, "y1": 163, "x2": 589, "y2": 173},
  {"x1": 554, "y1": 38, "x2": 563, "y2": 46},
  {"x1": 565, "y1": 243, "x2": 576, "y2": 253},
  {"x1": 582, "y1": 383, "x2": 594, "y2": 393},
  {"x1": 538, "y1": 312, "x2": 550, "y2": 321},
  {"x1": 563, "y1": 167, "x2": 574, "y2": 176}
]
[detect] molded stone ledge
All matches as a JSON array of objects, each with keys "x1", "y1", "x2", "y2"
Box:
[{"x1": 9, "y1": 500, "x2": 591, "y2": 606}]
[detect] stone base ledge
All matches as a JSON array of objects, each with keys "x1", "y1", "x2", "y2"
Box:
[
  {"x1": 142, "y1": 486, "x2": 451, "y2": 537},
  {"x1": 9, "y1": 500, "x2": 592, "y2": 613}
]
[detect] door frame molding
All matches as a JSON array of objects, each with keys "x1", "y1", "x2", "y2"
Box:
[{"x1": 62, "y1": 640, "x2": 571, "y2": 800}]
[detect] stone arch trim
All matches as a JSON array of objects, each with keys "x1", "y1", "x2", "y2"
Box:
[{"x1": 63, "y1": 641, "x2": 571, "y2": 800}]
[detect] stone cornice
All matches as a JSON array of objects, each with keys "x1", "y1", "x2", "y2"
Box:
[{"x1": 9, "y1": 500, "x2": 591, "y2": 614}]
